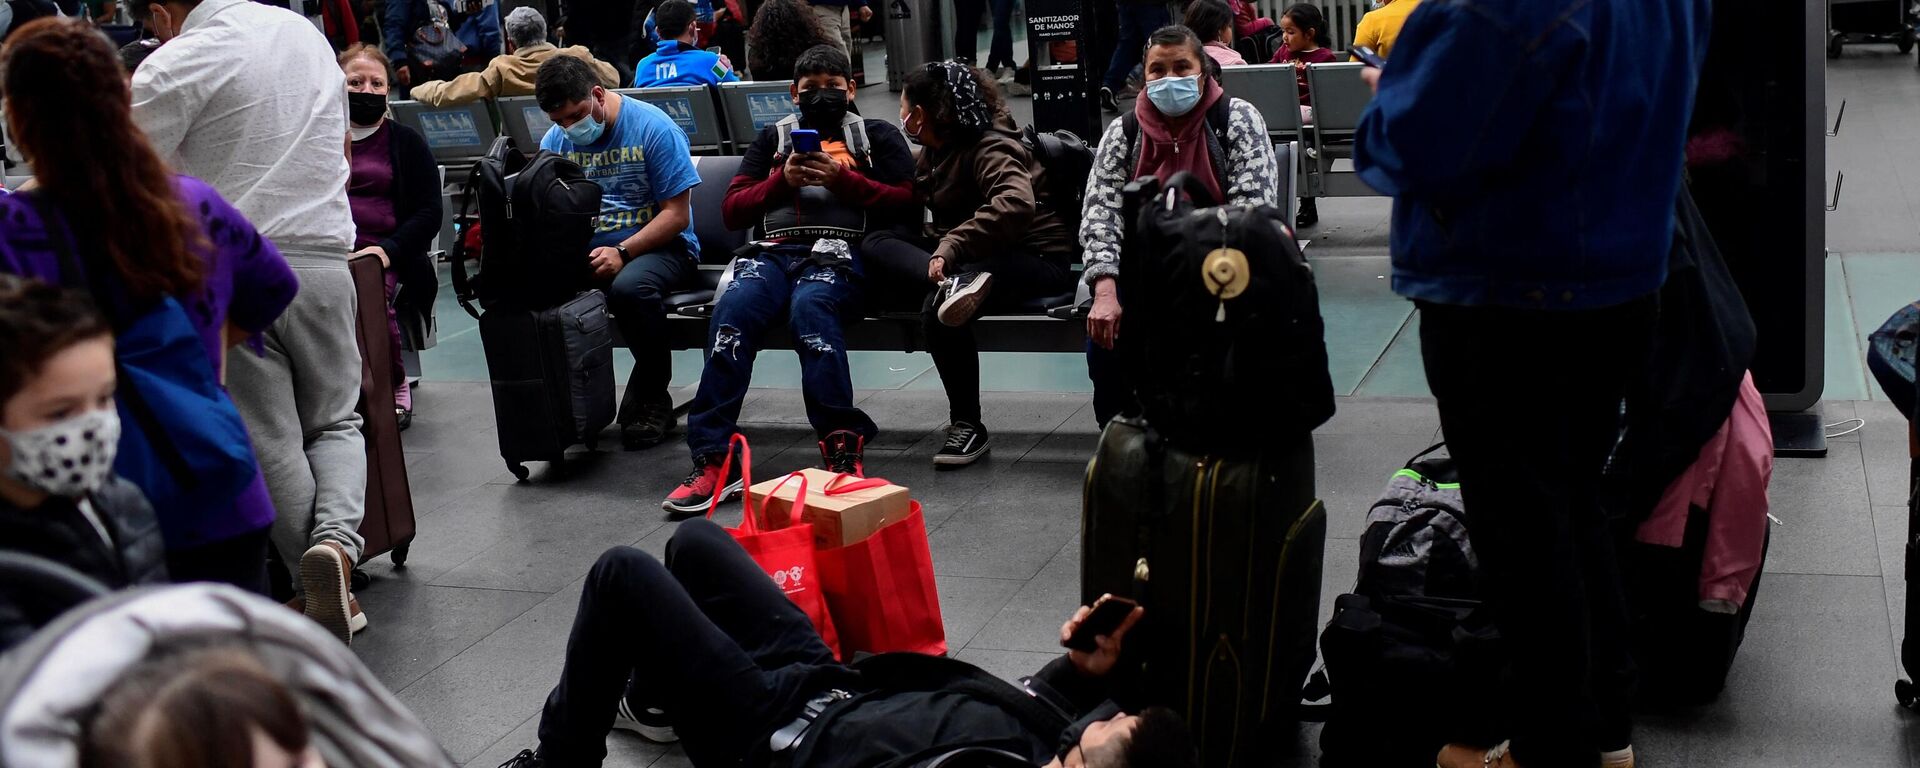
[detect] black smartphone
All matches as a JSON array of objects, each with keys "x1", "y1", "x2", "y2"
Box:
[
  {"x1": 1064, "y1": 597, "x2": 1139, "y2": 653},
  {"x1": 1352, "y1": 45, "x2": 1386, "y2": 68},
  {"x1": 790, "y1": 128, "x2": 823, "y2": 154}
]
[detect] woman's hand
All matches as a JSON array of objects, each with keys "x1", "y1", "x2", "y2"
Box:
[
  {"x1": 927, "y1": 254, "x2": 948, "y2": 283},
  {"x1": 353, "y1": 245, "x2": 391, "y2": 268},
  {"x1": 1086, "y1": 280, "x2": 1122, "y2": 349}
]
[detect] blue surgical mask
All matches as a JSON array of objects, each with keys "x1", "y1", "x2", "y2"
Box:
[
  {"x1": 563, "y1": 109, "x2": 606, "y2": 145},
  {"x1": 1146, "y1": 75, "x2": 1203, "y2": 118}
]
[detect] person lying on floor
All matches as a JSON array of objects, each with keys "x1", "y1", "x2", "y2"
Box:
[{"x1": 495, "y1": 518, "x2": 1199, "y2": 768}]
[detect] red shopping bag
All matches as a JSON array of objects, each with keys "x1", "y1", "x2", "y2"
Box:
[
  {"x1": 708, "y1": 434, "x2": 844, "y2": 659},
  {"x1": 815, "y1": 475, "x2": 947, "y2": 656}
]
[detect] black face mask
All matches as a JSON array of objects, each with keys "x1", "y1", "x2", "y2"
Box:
[
  {"x1": 796, "y1": 88, "x2": 850, "y2": 131},
  {"x1": 348, "y1": 91, "x2": 388, "y2": 127},
  {"x1": 1054, "y1": 701, "x2": 1124, "y2": 761}
]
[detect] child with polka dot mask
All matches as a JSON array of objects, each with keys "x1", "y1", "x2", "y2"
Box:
[{"x1": 0, "y1": 274, "x2": 168, "y2": 651}]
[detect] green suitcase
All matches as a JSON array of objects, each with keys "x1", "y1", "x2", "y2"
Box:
[{"x1": 1081, "y1": 416, "x2": 1325, "y2": 768}]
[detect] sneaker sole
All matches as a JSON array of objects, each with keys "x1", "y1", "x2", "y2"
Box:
[
  {"x1": 349, "y1": 610, "x2": 369, "y2": 634},
  {"x1": 661, "y1": 478, "x2": 745, "y2": 517},
  {"x1": 937, "y1": 274, "x2": 994, "y2": 327},
  {"x1": 932, "y1": 445, "x2": 990, "y2": 467},
  {"x1": 300, "y1": 545, "x2": 353, "y2": 645}
]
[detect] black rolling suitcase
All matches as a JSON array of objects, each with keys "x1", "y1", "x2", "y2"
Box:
[
  {"x1": 474, "y1": 291, "x2": 616, "y2": 480},
  {"x1": 1081, "y1": 418, "x2": 1325, "y2": 768},
  {"x1": 452, "y1": 136, "x2": 614, "y2": 480},
  {"x1": 1079, "y1": 172, "x2": 1333, "y2": 767}
]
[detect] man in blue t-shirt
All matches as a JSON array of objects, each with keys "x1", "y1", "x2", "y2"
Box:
[
  {"x1": 537, "y1": 54, "x2": 703, "y2": 449},
  {"x1": 632, "y1": 0, "x2": 739, "y2": 87}
]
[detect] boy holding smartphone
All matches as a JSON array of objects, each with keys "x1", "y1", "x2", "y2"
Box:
[{"x1": 660, "y1": 44, "x2": 917, "y2": 514}]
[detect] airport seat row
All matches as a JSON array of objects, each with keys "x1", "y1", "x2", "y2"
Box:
[{"x1": 1219, "y1": 61, "x2": 1380, "y2": 198}]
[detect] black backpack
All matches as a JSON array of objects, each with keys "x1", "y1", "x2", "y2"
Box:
[
  {"x1": 1020, "y1": 125, "x2": 1094, "y2": 234},
  {"x1": 1115, "y1": 171, "x2": 1333, "y2": 455},
  {"x1": 1307, "y1": 446, "x2": 1504, "y2": 766},
  {"x1": 454, "y1": 137, "x2": 603, "y2": 314}
]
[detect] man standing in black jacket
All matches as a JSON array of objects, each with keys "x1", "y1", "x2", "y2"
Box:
[{"x1": 494, "y1": 517, "x2": 1198, "y2": 768}]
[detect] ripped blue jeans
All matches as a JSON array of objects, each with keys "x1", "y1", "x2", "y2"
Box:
[{"x1": 685, "y1": 247, "x2": 876, "y2": 461}]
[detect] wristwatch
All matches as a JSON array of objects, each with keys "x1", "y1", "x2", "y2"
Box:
[{"x1": 614, "y1": 244, "x2": 630, "y2": 261}]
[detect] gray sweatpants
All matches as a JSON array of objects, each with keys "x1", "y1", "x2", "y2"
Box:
[{"x1": 228, "y1": 252, "x2": 368, "y2": 583}]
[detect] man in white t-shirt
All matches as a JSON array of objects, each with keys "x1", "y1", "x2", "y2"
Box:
[{"x1": 130, "y1": 0, "x2": 370, "y2": 645}]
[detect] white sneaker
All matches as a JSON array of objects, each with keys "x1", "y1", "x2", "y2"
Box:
[{"x1": 612, "y1": 697, "x2": 679, "y2": 743}]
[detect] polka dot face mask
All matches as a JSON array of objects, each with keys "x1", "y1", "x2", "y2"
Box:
[{"x1": 1, "y1": 409, "x2": 120, "y2": 498}]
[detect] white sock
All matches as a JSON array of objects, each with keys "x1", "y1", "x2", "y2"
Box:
[{"x1": 1600, "y1": 745, "x2": 1635, "y2": 764}]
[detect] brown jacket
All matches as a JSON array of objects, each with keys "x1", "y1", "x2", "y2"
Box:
[
  {"x1": 918, "y1": 111, "x2": 1075, "y2": 265},
  {"x1": 408, "y1": 43, "x2": 621, "y2": 107}
]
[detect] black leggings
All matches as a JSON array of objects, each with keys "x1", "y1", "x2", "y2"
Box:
[{"x1": 862, "y1": 229, "x2": 1074, "y2": 426}]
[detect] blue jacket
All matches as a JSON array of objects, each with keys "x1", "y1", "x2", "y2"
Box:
[
  {"x1": 1354, "y1": 0, "x2": 1711, "y2": 310},
  {"x1": 382, "y1": 0, "x2": 502, "y2": 67},
  {"x1": 632, "y1": 40, "x2": 740, "y2": 87}
]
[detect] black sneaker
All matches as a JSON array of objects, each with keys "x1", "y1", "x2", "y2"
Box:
[
  {"x1": 936, "y1": 272, "x2": 994, "y2": 327},
  {"x1": 497, "y1": 749, "x2": 543, "y2": 768},
  {"x1": 661, "y1": 453, "x2": 744, "y2": 517},
  {"x1": 1295, "y1": 197, "x2": 1319, "y2": 229},
  {"x1": 622, "y1": 400, "x2": 677, "y2": 450},
  {"x1": 1099, "y1": 86, "x2": 1119, "y2": 113},
  {"x1": 820, "y1": 429, "x2": 867, "y2": 477},
  {"x1": 933, "y1": 422, "x2": 990, "y2": 467},
  {"x1": 613, "y1": 696, "x2": 680, "y2": 743}
]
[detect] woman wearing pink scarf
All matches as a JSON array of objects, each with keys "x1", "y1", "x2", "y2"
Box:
[{"x1": 1075, "y1": 24, "x2": 1279, "y2": 426}]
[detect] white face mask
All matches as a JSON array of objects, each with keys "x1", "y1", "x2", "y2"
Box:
[{"x1": 2, "y1": 410, "x2": 120, "y2": 498}]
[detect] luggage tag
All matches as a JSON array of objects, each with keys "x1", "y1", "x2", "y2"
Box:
[{"x1": 1201, "y1": 209, "x2": 1249, "y2": 322}]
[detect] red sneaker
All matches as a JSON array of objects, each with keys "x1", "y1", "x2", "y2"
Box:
[
  {"x1": 819, "y1": 430, "x2": 866, "y2": 477},
  {"x1": 662, "y1": 454, "x2": 743, "y2": 517}
]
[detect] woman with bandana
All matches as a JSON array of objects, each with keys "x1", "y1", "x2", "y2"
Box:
[
  {"x1": 1078, "y1": 24, "x2": 1279, "y2": 427},
  {"x1": 862, "y1": 60, "x2": 1078, "y2": 468},
  {"x1": 0, "y1": 275, "x2": 170, "y2": 653},
  {"x1": 341, "y1": 43, "x2": 443, "y2": 434}
]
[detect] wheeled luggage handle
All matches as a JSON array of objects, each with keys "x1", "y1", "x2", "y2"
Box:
[{"x1": 1827, "y1": 172, "x2": 1846, "y2": 212}]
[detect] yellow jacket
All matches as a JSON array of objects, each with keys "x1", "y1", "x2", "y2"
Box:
[
  {"x1": 408, "y1": 43, "x2": 621, "y2": 107},
  {"x1": 1351, "y1": 0, "x2": 1422, "y2": 60}
]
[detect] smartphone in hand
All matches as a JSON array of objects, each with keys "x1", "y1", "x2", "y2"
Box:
[
  {"x1": 790, "y1": 128, "x2": 823, "y2": 154},
  {"x1": 1352, "y1": 45, "x2": 1386, "y2": 68},
  {"x1": 1064, "y1": 596, "x2": 1140, "y2": 653}
]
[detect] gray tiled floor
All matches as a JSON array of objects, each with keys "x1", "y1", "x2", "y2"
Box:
[
  {"x1": 359, "y1": 384, "x2": 1920, "y2": 768},
  {"x1": 348, "y1": 38, "x2": 1920, "y2": 768}
]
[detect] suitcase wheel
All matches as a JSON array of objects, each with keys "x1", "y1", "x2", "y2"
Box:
[
  {"x1": 391, "y1": 544, "x2": 410, "y2": 568},
  {"x1": 508, "y1": 462, "x2": 531, "y2": 482},
  {"x1": 1899, "y1": 679, "x2": 1917, "y2": 708}
]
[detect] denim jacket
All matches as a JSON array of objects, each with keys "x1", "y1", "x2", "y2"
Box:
[{"x1": 1354, "y1": 0, "x2": 1711, "y2": 310}]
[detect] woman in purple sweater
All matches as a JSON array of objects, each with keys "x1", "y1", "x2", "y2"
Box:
[
  {"x1": 341, "y1": 43, "x2": 444, "y2": 430},
  {"x1": 0, "y1": 18, "x2": 299, "y2": 595}
]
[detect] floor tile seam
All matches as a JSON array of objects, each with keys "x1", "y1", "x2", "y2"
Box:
[
  {"x1": 459, "y1": 712, "x2": 539, "y2": 767},
  {"x1": 1350, "y1": 308, "x2": 1419, "y2": 397}
]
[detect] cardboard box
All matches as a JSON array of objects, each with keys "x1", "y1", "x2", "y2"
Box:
[{"x1": 751, "y1": 468, "x2": 912, "y2": 549}]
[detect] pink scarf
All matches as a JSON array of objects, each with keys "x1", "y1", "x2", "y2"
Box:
[{"x1": 1133, "y1": 77, "x2": 1226, "y2": 202}]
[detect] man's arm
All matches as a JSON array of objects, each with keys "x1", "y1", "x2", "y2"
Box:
[
  {"x1": 722, "y1": 128, "x2": 796, "y2": 230},
  {"x1": 383, "y1": 0, "x2": 416, "y2": 67},
  {"x1": 620, "y1": 189, "x2": 692, "y2": 255},
  {"x1": 825, "y1": 125, "x2": 917, "y2": 211},
  {"x1": 1352, "y1": 3, "x2": 1567, "y2": 201},
  {"x1": 408, "y1": 63, "x2": 498, "y2": 106},
  {"x1": 129, "y1": 61, "x2": 199, "y2": 164}
]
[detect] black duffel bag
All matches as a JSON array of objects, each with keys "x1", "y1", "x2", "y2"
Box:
[{"x1": 1117, "y1": 172, "x2": 1334, "y2": 455}]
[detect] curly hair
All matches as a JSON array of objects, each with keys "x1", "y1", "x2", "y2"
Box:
[
  {"x1": 0, "y1": 18, "x2": 206, "y2": 303},
  {"x1": 901, "y1": 61, "x2": 1005, "y2": 144},
  {"x1": 746, "y1": 0, "x2": 837, "y2": 81}
]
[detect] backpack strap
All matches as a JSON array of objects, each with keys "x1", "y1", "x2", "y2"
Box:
[{"x1": 773, "y1": 113, "x2": 801, "y2": 156}]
